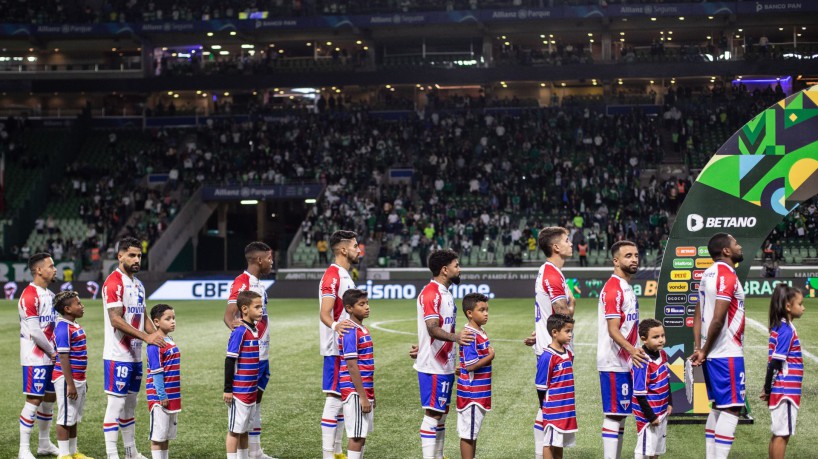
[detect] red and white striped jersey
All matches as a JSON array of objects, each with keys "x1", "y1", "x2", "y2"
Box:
[
  {"x1": 146, "y1": 337, "x2": 182, "y2": 413},
  {"x1": 52, "y1": 318, "x2": 87, "y2": 382},
  {"x1": 456, "y1": 325, "x2": 492, "y2": 411},
  {"x1": 538, "y1": 346, "x2": 577, "y2": 433},
  {"x1": 103, "y1": 269, "x2": 146, "y2": 363},
  {"x1": 768, "y1": 320, "x2": 803, "y2": 409},
  {"x1": 698, "y1": 261, "x2": 745, "y2": 359},
  {"x1": 631, "y1": 349, "x2": 670, "y2": 434},
  {"x1": 338, "y1": 323, "x2": 375, "y2": 402},
  {"x1": 597, "y1": 275, "x2": 640, "y2": 372},
  {"x1": 226, "y1": 323, "x2": 259, "y2": 405},
  {"x1": 534, "y1": 262, "x2": 572, "y2": 356},
  {"x1": 318, "y1": 264, "x2": 355, "y2": 356},
  {"x1": 18, "y1": 283, "x2": 56, "y2": 366},
  {"x1": 415, "y1": 280, "x2": 457, "y2": 375},
  {"x1": 229, "y1": 271, "x2": 270, "y2": 361}
]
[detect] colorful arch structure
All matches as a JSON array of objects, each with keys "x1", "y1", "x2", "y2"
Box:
[{"x1": 655, "y1": 85, "x2": 818, "y2": 416}]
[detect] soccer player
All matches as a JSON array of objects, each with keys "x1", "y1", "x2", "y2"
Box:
[
  {"x1": 18, "y1": 252, "x2": 60, "y2": 459},
  {"x1": 689, "y1": 233, "x2": 746, "y2": 459},
  {"x1": 597, "y1": 241, "x2": 647, "y2": 459},
  {"x1": 762, "y1": 284, "x2": 805, "y2": 459},
  {"x1": 223, "y1": 242, "x2": 275, "y2": 459},
  {"x1": 456, "y1": 293, "x2": 494, "y2": 459},
  {"x1": 338, "y1": 289, "x2": 375, "y2": 459},
  {"x1": 632, "y1": 319, "x2": 672, "y2": 459},
  {"x1": 146, "y1": 304, "x2": 182, "y2": 459},
  {"x1": 102, "y1": 237, "x2": 166, "y2": 459},
  {"x1": 538, "y1": 313, "x2": 577, "y2": 459},
  {"x1": 525, "y1": 227, "x2": 575, "y2": 459},
  {"x1": 225, "y1": 291, "x2": 264, "y2": 459},
  {"x1": 52, "y1": 290, "x2": 92, "y2": 459},
  {"x1": 318, "y1": 230, "x2": 359, "y2": 459},
  {"x1": 416, "y1": 249, "x2": 474, "y2": 459}
]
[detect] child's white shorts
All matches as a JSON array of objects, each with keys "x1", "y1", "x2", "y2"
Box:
[
  {"x1": 150, "y1": 406, "x2": 179, "y2": 442},
  {"x1": 54, "y1": 377, "x2": 86, "y2": 427},
  {"x1": 543, "y1": 425, "x2": 576, "y2": 448},
  {"x1": 343, "y1": 394, "x2": 374, "y2": 439},
  {"x1": 458, "y1": 404, "x2": 488, "y2": 441},
  {"x1": 635, "y1": 416, "x2": 668, "y2": 457},
  {"x1": 227, "y1": 399, "x2": 254, "y2": 434},
  {"x1": 770, "y1": 401, "x2": 798, "y2": 437}
]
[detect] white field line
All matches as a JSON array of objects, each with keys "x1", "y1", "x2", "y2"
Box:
[
  {"x1": 746, "y1": 317, "x2": 818, "y2": 364},
  {"x1": 370, "y1": 317, "x2": 772, "y2": 350}
]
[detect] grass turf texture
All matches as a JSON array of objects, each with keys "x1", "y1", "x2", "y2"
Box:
[{"x1": 1, "y1": 297, "x2": 816, "y2": 458}]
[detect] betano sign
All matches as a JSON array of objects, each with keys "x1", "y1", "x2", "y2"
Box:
[{"x1": 655, "y1": 86, "x2": 818, "y2": 415}]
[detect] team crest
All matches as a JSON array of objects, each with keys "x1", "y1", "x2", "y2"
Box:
[
  {"x1": 619, "y1": 400, "x2": 631, "y2": 410},
  {"x1": 34, "y1": 382, "x2": 43, "y2": 392},
  {"x1": 116, "y1": 381, "x2": 126, "y2": 391}
]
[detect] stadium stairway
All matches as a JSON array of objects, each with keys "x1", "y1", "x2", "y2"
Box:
[{"x1": 147, "y1": 186, "x2": 217, "y2": 272}]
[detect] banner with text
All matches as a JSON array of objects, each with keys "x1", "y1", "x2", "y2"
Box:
[{"x1": 655, "y1": 86, "x2": 818, "y2": 415}]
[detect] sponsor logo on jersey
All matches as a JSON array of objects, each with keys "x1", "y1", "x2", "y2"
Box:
[
  {"x1": 692, "y1": 270, "x2": 705, "y2": 281},
  {"x1": 667, "y1": 282, "x2": 689, "y2": 292},
  {"x1": 671, "y1": 270, "x2": 692, "y2": 280},
  {"x1": 676, "y1": 247, "x2": 697, "y2": 257},
  {"x1": 664, "y1": 306, "x2": 685, "y2": 315},
  {"x1": 686, "y1": 214, "x2": 757, "y2": 232},
  {"x1": 663, "y1": 317, "x2": 684, "y2": 327},
  {"x1": 696, "y1": 258, "x2": 714, "y2": 269},
  {"x1": 666, "y1": 294, "x2": 687, "y2": 303},
  {"x1": 673, "y1": 258, "x2": 694, "y2": 269}
]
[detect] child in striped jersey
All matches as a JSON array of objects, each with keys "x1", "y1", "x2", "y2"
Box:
[
  {"x1": 631, "y1": 319, "x2": 671, "y2": 459},
  {"x1": 538, "y1": 313, "x2": 577, "y2": 459},
  {"x1": 457, "y1": 293, "x2": 494, "y2": 459},
  {"x1": 52, "y1": 290, "x2": 92, "y2": 459},
  {"x1": 762, "y1": 285, "x2": 805, "y2": 459},
  {"x1": 338, "y1": 289, "x2": 375, "y2": 459},
  {"x1": 225, "y1": 291, "x2": 264, "y2": 459},
  {"x1": 146, "y1": 304, "x2": 182, "y2": 459}
]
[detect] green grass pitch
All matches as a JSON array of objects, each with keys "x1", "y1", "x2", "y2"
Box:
[{"x1": 1, "y1": 296, "x2": 816, "y2": 458}]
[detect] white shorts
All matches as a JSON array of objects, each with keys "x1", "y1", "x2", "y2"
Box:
[
  {"x1": 150, "y1": 406, "x2": 179, "y2": 442},
  {"x1": 770, "y1": 401, "x2": 798, "y2": 437},
  {"x1": 635, "y1": 415, "x2": 668, "y2": 457},
  {"x1": 55, "y1": 377, "x2": 86, "y2": 426},
  {"x1": 457, "y1": 404, "x2": 488, "y2": 440},
  {"x1": 343, "y1": 394, "x2": 374, "y2": 439},
  {"x1": 227, "y1": 399, "x2": 255, "y2": 434},
  {"x1": 543, "y1": 425, "x2": 576, "y2": 448}
]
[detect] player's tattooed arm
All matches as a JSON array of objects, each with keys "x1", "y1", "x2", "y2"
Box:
[
  {"x1": 425, "y1": 319, "x2": 474, "y2": 346},
  {"x1": 552, "y1": 298, "x2": 574, "y2": 317},
  {"x1": 108, "y1": 307, "x2": 166, "y2": 347},
  {"x1": 224, "y1": 303, "x2": 243, "y2": 330},
  {"x1": 691, "y1": 298, "x2": 730, "y2": 365},
  {"x1": 320, "y1": 296, "x2": 353, "y2": 334}
]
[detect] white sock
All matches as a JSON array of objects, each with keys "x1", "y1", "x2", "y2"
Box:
[
  {"x1": 534, "y1": 409, "x2": 544, "y2": 459},
  {"x1": 37, "y1": 402, "x2": 55, "y2": 448},
  {"x1": 122, "y1": 392, "x2": 139, "y2": 458},
  {"x1": 69, "y1": 437, "x2": 77, "y2": 454},
  {"x1": 616, "y1": 422, "x2": 625, "y2": 458},
  {"x1": 152, "y1": 451, "x2": 163, "y2": 459},
  {"x1": 435, "y1": 414, "x2": 447, "y2": 459},
  {"x1": 334, "y1": 413, "x2": 345, "y2": 454},
  {"x1": 321, "y1": 397, "x2": 343, "y2": 458},
  {"x1": 705, "y1": 409, "x2": 720, "y2": 459},
  {"x1": 714, "y1": 411, "x2": 738, "y2": 459},
  {"x1": 162, "y1": 450, "x2": 169, "y2": 459},
  {"x1": 348, "y1": 449, "x2": 362, "y2": 459},
  {"x1": 104, "y1": 395, "x2": 125, "y2": 457},
  {"x1": 601, "y1": 417, "x2": 624, "y2": 459},
  {"x1": 59, "y1": 439, "x2": 71, "y2": 456},
  {"x1": 237, "y1": 448, "x2": 249, "y2": 459},
  {"x1": 420, "y1": 415, "x2": 437, "y2": 459},
  {"x1": 227, "y1": 454, "x2": 237, "y2": 459},
  {"x1": 19, "y1": 401, "x2": 38, "y2": 451},
  {"x1": 249, "y1": 403, "x2": 262, "y2": 456}
]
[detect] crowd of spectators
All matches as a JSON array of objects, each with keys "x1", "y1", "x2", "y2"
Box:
[{"x1": 0, "y1": 0, "x2": 749, "y2": 24}]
